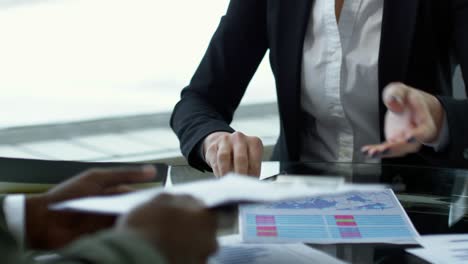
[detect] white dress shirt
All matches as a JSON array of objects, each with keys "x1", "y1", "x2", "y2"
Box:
[
  {"x1": 300, "y1": 0, "x2": 447, "y2": 163},
  {"x1": 3, "y1": 194, "x2": 25, "y2": 247}
]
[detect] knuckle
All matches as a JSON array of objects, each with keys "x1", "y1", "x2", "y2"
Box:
[
  {"x1": 217, "y1": 151, "x2": 231, "y2": 161},
  {"x1": 221, "y1": 134, "x2": 231, "y2": 142},
  {"x1": 231, "y1": 131, "x2": 246, "y2": 141},
  {"x1": 207, "y1": 144, "x2": 217, "y2": 152},
  {"x1": 249, "y1": 137, "x2": 263, "y2": 149}
]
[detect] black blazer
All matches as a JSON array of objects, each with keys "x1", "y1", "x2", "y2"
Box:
[{"x1": 171, "y1": 0, "x2": 468, "y2": 171}]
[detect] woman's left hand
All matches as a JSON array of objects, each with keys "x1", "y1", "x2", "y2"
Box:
[{"x1": 361, "y1": 82, "x2": 445, "y2": 158}]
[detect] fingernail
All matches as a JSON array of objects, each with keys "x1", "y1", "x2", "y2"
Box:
[
  {"x1": 390, "y1": 95, "x2": 403, "y2": 105},
  {"x1": 407, "y1": 137, "x2": 417, "y2": 143}
]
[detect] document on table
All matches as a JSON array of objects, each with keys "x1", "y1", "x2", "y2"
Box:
[
  {"x1": 239, "y1": 189, "x2": 419, "y2": 244},
  {"x1": 406, "y1": 234, "x2": 468, "y2": 264},
  {"x1": 209, "y1": 235, "x2": 347, "y2": 264},
  {"x1": 52, "y1": 174, "x2": 385, "y2": 214},
  {"x1": 258, "y1": 161, "x2": 280, "y2": 180}
]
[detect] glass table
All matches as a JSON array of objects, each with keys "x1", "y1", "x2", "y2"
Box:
[
  {"x1": 0, "y1": 157, "x2": 466, "y2": 263},
  {"x1": 170, "y1": 162, "x2": 468, "y2": 264}
]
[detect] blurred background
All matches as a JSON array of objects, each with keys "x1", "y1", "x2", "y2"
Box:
[
  {"x1": 0, "y1": 0, "x2": 276, "y2": 128},
  {"x1": 0, "y1": 0, "x2": 463, "y2": 163}
]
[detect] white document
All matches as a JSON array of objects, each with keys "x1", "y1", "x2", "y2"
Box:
[
  {"x1": 209, "y1": 235, "x2": 347, "y2": 264},
  {"x1": 52, "y1": 174, "x2": 385, "y2": 214},
  {"x1": 239, "y1": 189, "x2": 419, "y2": 244},
  {"x1": 258, "y1": 161, "x2": 280, "y2": 180},
  {"x1": 406, "y1": 234, "x2": 468, "y2": 264}
]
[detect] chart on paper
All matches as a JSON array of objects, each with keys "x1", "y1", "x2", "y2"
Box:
[{"x1": 239, "y1": 189, "x2": 419, "y2": 244}]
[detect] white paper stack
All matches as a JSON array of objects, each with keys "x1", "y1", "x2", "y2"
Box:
[{"x1": 52, "y1": 173, "x2": 385, "y2": 214}]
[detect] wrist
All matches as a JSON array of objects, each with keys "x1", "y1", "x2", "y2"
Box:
[
  {"x1": 203, "y1": 132, "x2": 230, "y2": 159},
  {"x1": 25, "y1": 194, "x2": 50, "y2": 249}
]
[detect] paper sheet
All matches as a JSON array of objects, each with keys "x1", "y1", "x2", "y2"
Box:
[
  {"x1": 258, "y1": 161, "x2": 280, "y2": 180},
  {"x1": 209, "y1": 235, "x2": 347, "y2": 264},
  {"x1": 406, "y1": 234, "x2": 468, "y2": 264},
  {"x1": 52, "y1": 174, "x2": 385, "y2": 214},
  {"x1": 239, "y1": 189, "x2": 419, "y2": 244}
]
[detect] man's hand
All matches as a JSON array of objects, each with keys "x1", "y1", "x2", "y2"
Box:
[
  {"x1": 362, "y1": 83, "x2": 445, "y2": 158},
  {"x1": 117, "y1": 194, "x2": 218, "y2": 264},
  {"x1": 203, "y1": 131, "x2": 263, "y2": 177},
  {"x1": 25, "y1": 166, "x2": 156, "y2": 249}
]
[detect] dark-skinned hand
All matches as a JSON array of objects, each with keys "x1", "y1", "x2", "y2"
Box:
[
  {"x1": 25, "y1": 165, "x2": 156, "y2": 249},
  {"x1": 117, "y1": 194, "x2": 218, "y2": 264}
]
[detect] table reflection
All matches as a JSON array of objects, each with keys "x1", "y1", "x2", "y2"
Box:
[{"x1": 170, "y1": 162, "x2": 468, "y2": 264}]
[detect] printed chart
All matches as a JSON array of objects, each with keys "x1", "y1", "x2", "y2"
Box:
[{"x1": 239, "y1": 189, "x2": 419, "y2": 244}]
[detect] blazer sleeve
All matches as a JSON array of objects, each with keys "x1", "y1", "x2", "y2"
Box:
[
  {"x1": 170, "y1": 0, "x2": 269, "y2": 171},
  {"x1": 431, "y1": 0, "x2": 468, "y2": 167}
]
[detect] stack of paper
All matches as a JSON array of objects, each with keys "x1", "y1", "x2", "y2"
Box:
[
  {"x1": 407, "y1": 234, "x2": 468, "y2": 264},
  {"x1": 239, "y1": 189, "x2": 419, "y2": 244},
  {"x1": 52, "y1": 174, "x2": 385, "y2": 214}
]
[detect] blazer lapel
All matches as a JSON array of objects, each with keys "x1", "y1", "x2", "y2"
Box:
[
  {"x1": 378, "y1": 0, "x2": 419, "y2": 136},
  {"x1": 271, "y1": 0, "x2": 312, "y2": 159}
]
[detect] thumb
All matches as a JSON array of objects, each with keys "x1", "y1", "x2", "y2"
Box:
[{"x1": 382, "y1": 82, "x2": 410, "y2": 114}]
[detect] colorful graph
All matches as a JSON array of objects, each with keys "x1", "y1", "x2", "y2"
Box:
[
  {"x1": 335, "y1": 215, "x2": 361, "y2": 238},
  {"x1": 240, "y1": 189, "x2": 419, "y2": 244},
  {"x1": 335, "y1": 215, "x2": 357, "y2": 226}
]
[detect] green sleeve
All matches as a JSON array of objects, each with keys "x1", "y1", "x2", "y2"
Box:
[{"x1": 52, "y1": 230, "x2": 167, "y2": 264}]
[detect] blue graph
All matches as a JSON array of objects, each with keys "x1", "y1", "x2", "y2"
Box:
[
  {"x1": 264, "y1": 191, "x2": 395, "y2": 211},
  {"x1": 240, "y1": 189, "x2": 418, "y2": 243}
]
